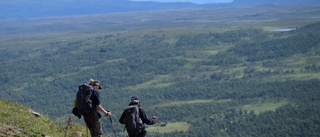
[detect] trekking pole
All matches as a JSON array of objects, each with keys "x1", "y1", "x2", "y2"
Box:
[
  {"x1": 64, "y1": 117, "x2": 72, "y2": 137},
  {"x1": 156, "y1": 122, "x2": 160, "y2": 137},
  {"x1": 108, "y1": 115, "x2": 117, "y2": 137},
  {"x1": 155, "y1": 118, "x2": 160, "y2": 137},
  {"x1": 123, "y1": 127, "x2": 128, "y2": 137},
  {"x1": 86, "y1": 126, "x2": 89, "y2": 137}
]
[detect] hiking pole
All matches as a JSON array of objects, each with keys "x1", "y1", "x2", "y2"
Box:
[
  {"x1": 154, "y1": 117, "x2": 160, "y2": 137},
  {"x1": 86, "y1": 125, "x2": 89, "y2": 137},
  {"x1": 64, "y1": 117, "x2": 72, "y2": 137},
  {"x1": 123, "y1": 127, "x2": 128, "y2": 137},
  {"x1": 108, "y1": 115, "x2": 117, "y2": 137},
  {"x1": 156, "y1": 122, "x2": 160, "y2": 137}
]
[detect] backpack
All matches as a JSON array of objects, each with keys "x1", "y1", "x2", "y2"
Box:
[
  {"x1": 124, "y1": 105, "x2": 144, "y2": 134},
  {"x1": 76, "y1": 83, "x2": 94, "y2": 115}
]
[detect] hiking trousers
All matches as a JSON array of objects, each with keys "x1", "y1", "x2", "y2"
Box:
[
  {"x1": 128, "y1": 131, "x2": 146, "y2": 137},
  {"x1": 83, "y1": 112, "x2": 102, "y2": 137}
]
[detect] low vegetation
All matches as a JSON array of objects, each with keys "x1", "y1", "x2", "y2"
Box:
[
  {"x1": 0, "y1": 99, "x2": 88, "y2": 137},
  {"x1": 147, "y1": 122, "x2": 190, "y2": 133}
]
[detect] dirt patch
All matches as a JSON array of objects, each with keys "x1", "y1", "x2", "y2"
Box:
[{"x1": 0, "y1": 125, "x2": 26, "y2": 136}]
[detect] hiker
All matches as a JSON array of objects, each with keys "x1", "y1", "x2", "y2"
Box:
[
  {"x1": 74, "y1": 79, "x2": 112, "y2": 137},
  {"x1": 119, "y1": 96, "x2": 158, "y2": 137}
]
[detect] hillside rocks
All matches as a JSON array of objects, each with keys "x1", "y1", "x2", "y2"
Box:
[{"x1": 0, "y1": 125, "x2": 26, "y2": 136}]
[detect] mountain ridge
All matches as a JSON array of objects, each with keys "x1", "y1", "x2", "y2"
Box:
[
  {"x1": 0, "y1": 0, "x2": 214, "y2": 19},
  {"x1": 1, "y1": 0, "x2": 319, "y2": 19}
]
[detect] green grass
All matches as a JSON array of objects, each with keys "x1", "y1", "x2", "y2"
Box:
[
  {"x1": 128, "y1": 75, "x2": 174, "y2": 89},
  {"x1": 283, "y1": 73, "x2": 320, "y2": 80},
  {"x1": 0, "y1": 99, "x2": 88, "y2": 137},
  {"x1": 242, "y1": 100, "x2": 289, "y2": 115},
  {"x1": 146, "y1": 122, "x2": 190, "y2": 133},
  {"x1": 154, "y1": 99, "x2": 232, "y2": 107}
]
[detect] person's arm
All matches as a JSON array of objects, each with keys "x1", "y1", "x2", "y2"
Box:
[
  {"x1": 93, "y1": 91, "x2": 111, "y2": 116},
  {"x1": 97, "y1": 105, "x2": 111, "y2": 116},
  {"x1": 140, "y1": 107, "x2": 157, "y2": 125}
]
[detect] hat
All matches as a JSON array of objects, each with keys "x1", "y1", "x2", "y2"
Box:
[
  {"x1": 131, "y1": 96, "x2": 140, "y2": 101},
  {"x1": 93, "y1": 80, "x2": 102, "y2": 89}
]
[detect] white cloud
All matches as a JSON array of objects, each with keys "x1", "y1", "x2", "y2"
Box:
[{"x1": 129, "y1": 0, "x2": 234, "y2": 4}]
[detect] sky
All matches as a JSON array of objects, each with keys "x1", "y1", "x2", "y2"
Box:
[{"x1": 130, "y1": 0, "x2": 234, "y2": 4}]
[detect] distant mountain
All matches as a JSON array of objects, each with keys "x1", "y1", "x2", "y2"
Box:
[
  {"x1": 231, "y1": 0, "x2": 320, "y2": 6},
  {"x1": 0, "y1": 0, "x2": 225, "y2": 19},
  {"x1": 0, "y1": 0, "x2": 319, "y2": 19}
]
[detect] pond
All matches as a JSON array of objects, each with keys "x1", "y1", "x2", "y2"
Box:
[{"x1": 270, "y1": 28, "x2": 296, "y2": 32}]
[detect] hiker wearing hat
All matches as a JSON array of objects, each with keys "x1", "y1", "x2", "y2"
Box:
[
  {"x1": 119, "y1": 96, "x2": 157, "y2": 137},
  {"x1": 80, "y1": 79, "x2": 112, "y2": 137}
]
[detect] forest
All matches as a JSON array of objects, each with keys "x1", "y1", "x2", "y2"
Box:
[{"x1": 0, "y1": 4, "x2": 320, "y2": 137}]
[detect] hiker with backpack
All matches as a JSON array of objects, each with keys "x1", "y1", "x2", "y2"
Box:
[
  {"x1": 119, "y1": 96, "x2": 158, "y2": 137},
  {"x1": 73, "y1": 79, "x2": 112, "y2": 137}
]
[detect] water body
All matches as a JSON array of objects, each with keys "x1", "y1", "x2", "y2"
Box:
[{"x1": 270, "y1": 28, "x2": 296, "y2": 32}]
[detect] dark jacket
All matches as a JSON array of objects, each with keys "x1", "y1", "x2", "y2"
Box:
[
  {"x1": 119, "y1": 102, "x2": 156, "y2": 126},
  {"x1": 90, "y1": 90, "x2": 100, "y2": 113}
]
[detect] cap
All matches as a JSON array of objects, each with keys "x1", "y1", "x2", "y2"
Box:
[
  {"x1": 93, "y1": 80, "x2": 102, "y2": 89},
  {"x1": 131, "y1": 96, "x2": 140, "y2": 101}
]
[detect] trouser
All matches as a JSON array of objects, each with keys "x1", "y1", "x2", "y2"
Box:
[
  {"x1": 83, "y1": 112, "x2": 102, "y2": 137},
  {"x1": 128, "y1": 130, "x2": 146, "y2": 137}
]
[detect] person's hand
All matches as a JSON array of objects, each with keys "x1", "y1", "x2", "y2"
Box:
[
  {"x1": 152, "y1": 116, "x2": 158, "y2": 123},
  {"x1": 105, "y1": 111, "x2": 112, "y2": 117}
]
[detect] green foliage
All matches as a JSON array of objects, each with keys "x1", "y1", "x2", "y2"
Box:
[{"x1": 0, "y1": 99, "x2": 88, "y2": 137}]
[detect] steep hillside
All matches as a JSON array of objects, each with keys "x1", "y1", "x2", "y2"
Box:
[{"x1": 0, "y1": 99, "x2": 87, "y2": 137}]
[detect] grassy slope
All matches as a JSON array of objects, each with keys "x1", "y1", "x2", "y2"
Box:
[{"x1": 0, "y1": 99, "x2": 88, "y2": 137}]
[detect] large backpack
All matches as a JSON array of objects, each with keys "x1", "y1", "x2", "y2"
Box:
[
  {"x1": 76, "y1": 83, "x2": 94, "y2": 115},
  {"x1": 124, "y1": 105, "x2": 144, "y2": 134}
]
